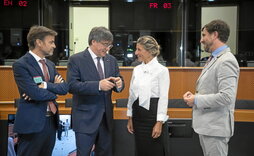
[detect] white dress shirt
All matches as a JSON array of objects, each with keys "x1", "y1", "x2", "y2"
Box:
[
  {"x1": 88, "y1": 48, "x2": 106, "y2": 90},
  {"x1": 127, "y1": 57, "x2": 170, "y2": 122},
  {"x1": 88, "y1": 48, "x2": 105, "y2": 74}
]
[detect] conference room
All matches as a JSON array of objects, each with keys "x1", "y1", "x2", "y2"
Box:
[{"x1": 0, "y1": 0, "x2": 254, "y2": 155}]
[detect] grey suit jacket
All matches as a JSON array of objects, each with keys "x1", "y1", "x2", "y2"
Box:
[{"x1": 193, "y1": 47, "x2": 239, "y2": 137}]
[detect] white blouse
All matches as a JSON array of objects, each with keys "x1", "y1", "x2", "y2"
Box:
[{"x1": 127, "y1": 57, "x2": 170, "y2": 122}]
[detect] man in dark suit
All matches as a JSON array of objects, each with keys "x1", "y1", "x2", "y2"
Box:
[
  {"x1": 67, "y1": 26, "x2": 124, "y2": 156},
  {"x1": 12, "y1": 25, "x2": 68, "y2": 156}
]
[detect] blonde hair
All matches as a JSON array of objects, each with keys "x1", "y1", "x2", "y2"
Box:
[{"x1": 136, "y1": 36, "x2": 160, "y2": 57}]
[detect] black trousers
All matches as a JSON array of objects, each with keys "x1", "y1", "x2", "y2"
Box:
[
  {"x1": 17, "y1": 115, "x2": 57, "y2": 156},
  {"x1": 132, "y1": 98, "x2": 170, "y2": 156}
]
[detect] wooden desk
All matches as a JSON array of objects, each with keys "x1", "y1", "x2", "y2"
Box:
[
  {"x1": 113, "y1": 107, "x2": 254, "y2": 122},
  {"x1": 1, "y1": 101, "x2": 254, "y2": 122},
  {"x1": 1, "y1": 66, "x2": 254, "y2": 102},
  {"x1": 1, "y1": 66, "x2": 254, "y2": 121},
  {"x1": 1, "y1": 66, "x2": 254, "y2": 156}
]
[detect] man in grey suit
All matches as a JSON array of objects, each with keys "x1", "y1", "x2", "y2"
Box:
[
  {"x1": 67, "y1": 26, "x2": 124, "y2": 156},
  {"x1": 183, "y1": 20, "x2": 240, "y2": 156}
]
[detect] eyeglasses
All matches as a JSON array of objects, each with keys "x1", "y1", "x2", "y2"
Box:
[{"x1": 100, "y1": 42, "x2": 113, "y2": 49}]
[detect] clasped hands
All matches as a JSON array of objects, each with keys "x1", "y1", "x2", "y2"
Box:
[
  {"x1": 99, "y1": 76, "x2": 122, "y2": 91},
  {"x1": 22, "y1": 75, "x2": 64, "y2": 101}
]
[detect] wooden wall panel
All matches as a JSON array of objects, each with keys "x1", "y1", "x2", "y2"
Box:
[
  {"x1": 0, "y1": 66, "x2": 254, "y2": 101},
  {"x1": 0, "y1": 67, "x2": 18, "y2": 101},
  {"x1": 0, "y1": 66, "x2": 254, "y2": 121},
  {"x1": 236, "y1": 69, "x2": 254, "y2": 100}
]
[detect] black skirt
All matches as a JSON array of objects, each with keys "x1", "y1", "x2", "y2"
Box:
[{"x1": 132, "y1": 98, "x2": 170, "y2": 156}]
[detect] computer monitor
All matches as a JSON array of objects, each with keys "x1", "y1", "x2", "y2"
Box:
[{"x1": 7, "y1": 114, "x2": 77, "y2": 156}]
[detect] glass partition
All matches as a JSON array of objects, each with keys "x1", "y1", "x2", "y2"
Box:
[{"x1": 1, "y1": 0, "x2": 254, "y2": 66}]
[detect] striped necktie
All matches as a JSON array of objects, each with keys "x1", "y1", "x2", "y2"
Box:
[
  {"x1": 97, "y1": 57, "x2": 104, "y2": 80},
  {"x1": 39, "y1": 59, "x2": 57, "y2": 114}
]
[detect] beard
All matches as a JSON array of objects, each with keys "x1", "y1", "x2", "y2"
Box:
[
  {"x1": 204, "y1": 45, "x2": 210, "y2": 52},
  {"x1": 42, "y1": 49, "x2": 54, "y2": 57},
  {"x1": 203, "y1": 42, "x2": 213, "y2": 53}
]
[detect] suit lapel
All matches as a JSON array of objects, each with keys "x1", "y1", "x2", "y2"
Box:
[
  {"x1": 26, "y1": 53, "x2": 44, "y2": 78},
  {"x1": 103, "y1": 55, "x2": 111, "y2": 78},
  {"x1": 26, "y1": 53, "x2": 55, "y2": 82},
  {"x1": 197, "y1": 49, "x2": 229, "y2": 85},
  {"x1": 45, "y1": 60, "x2": 54, "y2": 82},
  {"x1": 83, "y1": 50, "x2": 101, "y2": 80},
  {"x1": 197, "y1": 58, "x2": 216, "y2": 83}
]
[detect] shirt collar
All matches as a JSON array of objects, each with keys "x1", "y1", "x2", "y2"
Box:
[
  {"x1": 212, "y1": 45, "x2": 228, "y2": 58},
  {"x1": 88, "y1": 47, "x2": 100, "y2": 61},
  {"x1": 29, "y1": 50, "x2": 45, "y2": 63},
  {"x1": 142, "y1": 57, "x2": 158, "y2": 67}
]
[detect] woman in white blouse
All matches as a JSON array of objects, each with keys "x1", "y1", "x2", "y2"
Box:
[{"x1": 127, "y1": 36, "x2": 170, "y2": 156}]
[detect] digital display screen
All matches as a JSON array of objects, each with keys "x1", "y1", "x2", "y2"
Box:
[
  {"x1": 2, "y1": 0, "x2": 29, "y2": 7},
  {"x1": 111, "y1": 0, "x2": 176, "y2": 31},
  {"x1": 148, "y1": 2, "x2": 172, "y2": 9}
]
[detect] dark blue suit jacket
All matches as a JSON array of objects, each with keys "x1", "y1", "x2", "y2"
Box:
[
  {"x1": 67, "y1": 49, "x2": 124, "y2": 134},
  {"x1": 12, "y1": 52, "x2": 68, "y2": 134}
]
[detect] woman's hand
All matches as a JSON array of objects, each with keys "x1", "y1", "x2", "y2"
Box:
[
  {"x1": 152, "y1": 121, "x2": 163, "y2": 138},
  {"x1": 127, "y1": 117, "x2": 134, "y2": 134}
]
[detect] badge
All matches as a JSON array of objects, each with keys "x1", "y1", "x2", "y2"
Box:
[{"x1": 33, "y1": 76, "x2": 43, "y2": 84}]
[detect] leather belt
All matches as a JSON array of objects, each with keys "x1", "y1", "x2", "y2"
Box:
[{"x1": 46, "y1": 111, "x2": 54, "y2": 117}]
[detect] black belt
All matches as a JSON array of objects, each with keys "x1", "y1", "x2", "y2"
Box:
[{"x1": 46, "y1": 111, "x2": 55, "y2": 117}]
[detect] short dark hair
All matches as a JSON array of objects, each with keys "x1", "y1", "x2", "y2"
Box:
[
  {"x1": 27, "y1": 25, "x2": 57, "y2": 50},
  {"x1": 202, "y1": 19, "x2": 230, "y2": 43},
  {"x1": 88, "y1": 26, "x2": 113, "y2": 45}
]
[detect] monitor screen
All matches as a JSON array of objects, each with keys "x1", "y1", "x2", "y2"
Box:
[
  {"x1": 7, "y1": 114, "x2": 77, "y2": 156},
  {"x1": 53, "y1": 115, "x2": 76, "y2": 156}
]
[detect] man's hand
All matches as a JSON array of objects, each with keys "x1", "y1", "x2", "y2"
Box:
[
  {"x1": 54, "y1": 75, "x2": 64, "y2": 83},
  {"x1": 183, "y1": 91, "x2": 195, "y2": 107},
  {"x1": 109, "y1": 77, "x2": 122, "y2": 89},
  {"x1": 38, "y1": 83, "x2": 44, "y2": 88},
  {"x1": 99, "y1": 78, "x2": 115, "y2": 91},
  {"x1": 23, "y1": 79, "x2": 48, "y2": 100},
  {"x1": 22, "y1": 93, "x2": 31, "y2": 101}
]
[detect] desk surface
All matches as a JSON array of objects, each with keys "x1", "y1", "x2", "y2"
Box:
[{"x1": 1, "y1": 102, "x2": 254, "y2": 122}]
